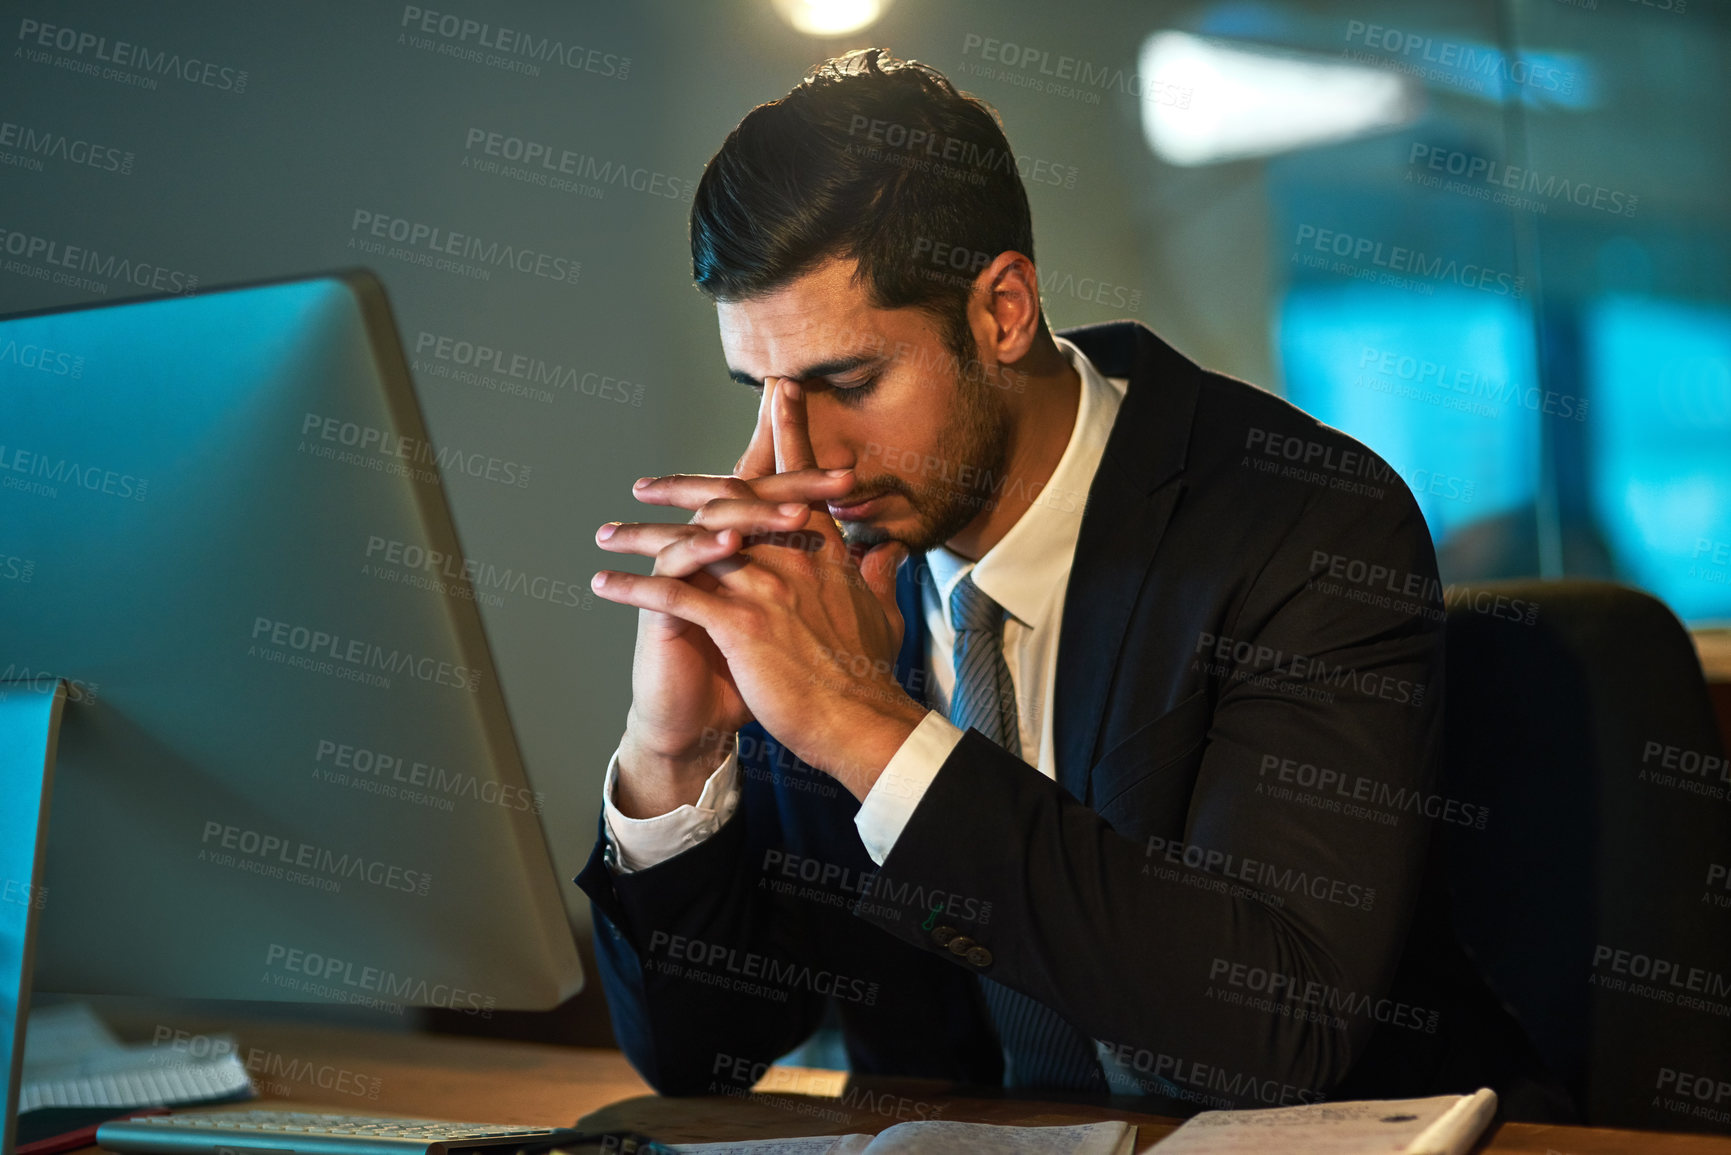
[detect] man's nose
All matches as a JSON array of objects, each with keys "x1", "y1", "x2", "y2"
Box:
[{"x1": 795, "y1": 390, "x2": 855, "y2": 474}]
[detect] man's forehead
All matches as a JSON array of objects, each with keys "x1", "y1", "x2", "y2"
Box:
[
  {"x1": 718, "y1": 282, "x2": 922, "y2": 381},
  {"x1": 722, "y1": 328, "x2": 896, "y2": 388}
]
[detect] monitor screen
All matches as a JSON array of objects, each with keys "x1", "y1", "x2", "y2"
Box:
[{"x1": 0, "y1": 271, "x2": 581, "y2": 1014}]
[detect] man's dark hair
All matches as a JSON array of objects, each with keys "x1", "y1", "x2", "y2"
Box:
[{"x1": 691, "y1": 48, "x2": 1039, "y2": 362}]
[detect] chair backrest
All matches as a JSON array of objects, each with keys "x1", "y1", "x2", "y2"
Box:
[{"x1": 1440, "y1": 579, "x2": 1731, "y2": 1134}]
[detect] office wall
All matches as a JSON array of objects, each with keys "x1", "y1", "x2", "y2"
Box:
[
  {"x1": 0, "y1": 0, "x2": 1221, "y2": 975},
  {"x1": 4, "y1": 0, "x2": 1728, "y2": 1051}
]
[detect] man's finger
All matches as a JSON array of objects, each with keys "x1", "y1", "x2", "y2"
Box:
[
  {"x1": 735, "y1": 376, "x2": 779, "y2": 480},
  {"x1": 596, "y1": 522, "x2": 763, "y2": 577},
  {"x1": 652, "y1": 527, "x2": 743, "y2": 579},
  {"x1": 634, "y1": 468, "x2": 853, "y2": 510},
  {"x1": 858, "y1": 541, "x2": 911, "y2": 654},
  {"x1": 591, "y1": 568, "x2": 731, "y2": 634},
  {"x1": 773, "y1": 378, "x2": 819, "y2": 474}
]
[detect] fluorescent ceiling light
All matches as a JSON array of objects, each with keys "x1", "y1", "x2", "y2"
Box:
[
  {"x1": 770, "y1": 0, "x2": 892, "y2": 36},
  {"x1": 1139, "y1": 30, "x2": 1421, "y2": 166}
]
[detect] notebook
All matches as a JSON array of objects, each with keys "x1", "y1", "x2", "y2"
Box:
[{"x1": 1151, "y1": 1088, "x2": 1498, "y2": 1154}]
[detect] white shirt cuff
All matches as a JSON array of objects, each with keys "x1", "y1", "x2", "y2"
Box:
[
  {"x1": 853, "y1": 711, "x2": 965, "y2": 865},
  {"x1": 602, "y1": 736, "x2": 741, "y2": 873}
]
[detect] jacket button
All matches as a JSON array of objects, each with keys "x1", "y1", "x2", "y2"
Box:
[
  {"x1": 966, "y1": 946, "x2": 993, "y2": 968},
  {"x1": 932, "y1": 924, "x2": 959, "y2": 947},
  {"x1": 946, "y1": 936, "x2": 976, "y2": 957}
]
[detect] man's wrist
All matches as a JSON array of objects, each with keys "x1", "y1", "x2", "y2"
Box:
[
  {"x1": 828, "y1": 698, "x2": 930, "y2": 802},
  {"x1": 614, "y1": 721, "x2": 734, "y2": 818},
  {"x1": 603, "y1": 741, "x2": 741, "y2": 873}
]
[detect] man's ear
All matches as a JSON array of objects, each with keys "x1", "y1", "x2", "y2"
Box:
[{"x1": 971, "y1": 251, "x2": 1042, "y2": 365}]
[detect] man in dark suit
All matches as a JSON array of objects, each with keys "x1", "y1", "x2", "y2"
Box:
[{"x1": 580, "y1": 48, "x2": 1566, "y2": 1116}]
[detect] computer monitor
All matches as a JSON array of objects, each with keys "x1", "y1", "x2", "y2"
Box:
[{"x1": 0, "y1": 270, "x2": 583, "y2": 1146}]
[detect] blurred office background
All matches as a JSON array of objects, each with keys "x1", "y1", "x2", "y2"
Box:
[{"x1": 2, "y1": 0, "x2": 1727, "y2": 1042}]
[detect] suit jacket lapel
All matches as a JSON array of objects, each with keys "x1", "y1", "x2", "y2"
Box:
[
  {"x1": 1054, "y1": 473, "x2": 1186, "y2": 802},
  {"x1": 1051, "y1": 322, "x2": 1201, "y2": 803},
  {"x1": 887, "y1": 321, "x2": 1203, "y2": 802}
]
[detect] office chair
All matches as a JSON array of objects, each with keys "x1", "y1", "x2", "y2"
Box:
[{"x1": 1438, "y1": 579, "x2": 1731, "y2": 1134}]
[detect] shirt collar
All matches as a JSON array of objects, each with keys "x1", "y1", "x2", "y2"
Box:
[{"x1": 920, "y1": 336, "x2": 1125, "y2": 628}]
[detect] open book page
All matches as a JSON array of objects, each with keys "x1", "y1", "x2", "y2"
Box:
[
  {"x1": 20, "y1": 1003, "x2": 255, "y2": 1111},
  {"x1": 865, "y1": 1120, "x2": 1133, "y2": 1154},
  {"x1": 668, "y1": 1120, "x2": 1134, "y2": 1155},
  {"x1": 1152, "y1": 1089, "x2": 1497, "y2": 1155},
  {"x1": 21, "y1": 1004, "x2": 121, "y2": 1068},
  {"x1": 667, "y1": 1137, "x2": 873, "y2": 1154}
]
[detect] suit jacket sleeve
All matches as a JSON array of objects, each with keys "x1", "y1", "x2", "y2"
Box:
[
  {"x1": 576, "y1": 723, "x2": 1006, "y2": 1096},
  {"x1": 850, "y1": 470, "x2": 1444, "y2": 1106},
  {"x1": 575, "y1": 753, "x2": 829, "y2": 1095}
]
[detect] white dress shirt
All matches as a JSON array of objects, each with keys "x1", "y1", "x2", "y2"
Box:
[{"x1": 602, "y1": 337, "x2": 1127, "y2": 871}]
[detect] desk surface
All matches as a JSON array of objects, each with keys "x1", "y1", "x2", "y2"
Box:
[{"x1": 78, "y1": 1019, "x2": 1731, "y2": 1154}]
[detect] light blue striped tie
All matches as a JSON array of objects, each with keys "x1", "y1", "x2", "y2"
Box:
[{"x1": 949, "y1": 573, "x2": 1105, "y2": 1091}]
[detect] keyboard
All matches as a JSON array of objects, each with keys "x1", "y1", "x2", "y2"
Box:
[{"x1": 94, "y1": 1109, "x2": 582, "y2": 1155}]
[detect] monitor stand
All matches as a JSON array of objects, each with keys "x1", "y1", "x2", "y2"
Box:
[{"x1": 0, "y1": 680, "x2": 64, "y2": 1155}]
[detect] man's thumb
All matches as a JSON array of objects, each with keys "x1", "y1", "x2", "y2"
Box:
[{"x1": 861, "y1": 541, "x2": 910, "y2": 615}]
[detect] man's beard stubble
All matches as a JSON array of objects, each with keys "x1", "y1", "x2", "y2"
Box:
[{"x1": 838, "y1": 335, "x2": 1013, "y2": 557}]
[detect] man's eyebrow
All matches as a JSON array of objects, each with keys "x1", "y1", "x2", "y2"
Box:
[{"x1": 727, "y1": 353, "x2": 885, "y2": 389}]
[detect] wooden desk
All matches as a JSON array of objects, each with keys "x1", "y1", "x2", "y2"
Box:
[{"x1": 80, "y1": 1019, "x2": 1731, "y2": 1154}]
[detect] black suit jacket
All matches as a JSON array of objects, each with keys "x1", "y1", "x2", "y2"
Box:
[{"x1": 577, "y1": 320, "x2": 1562, "y2": 1114}]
